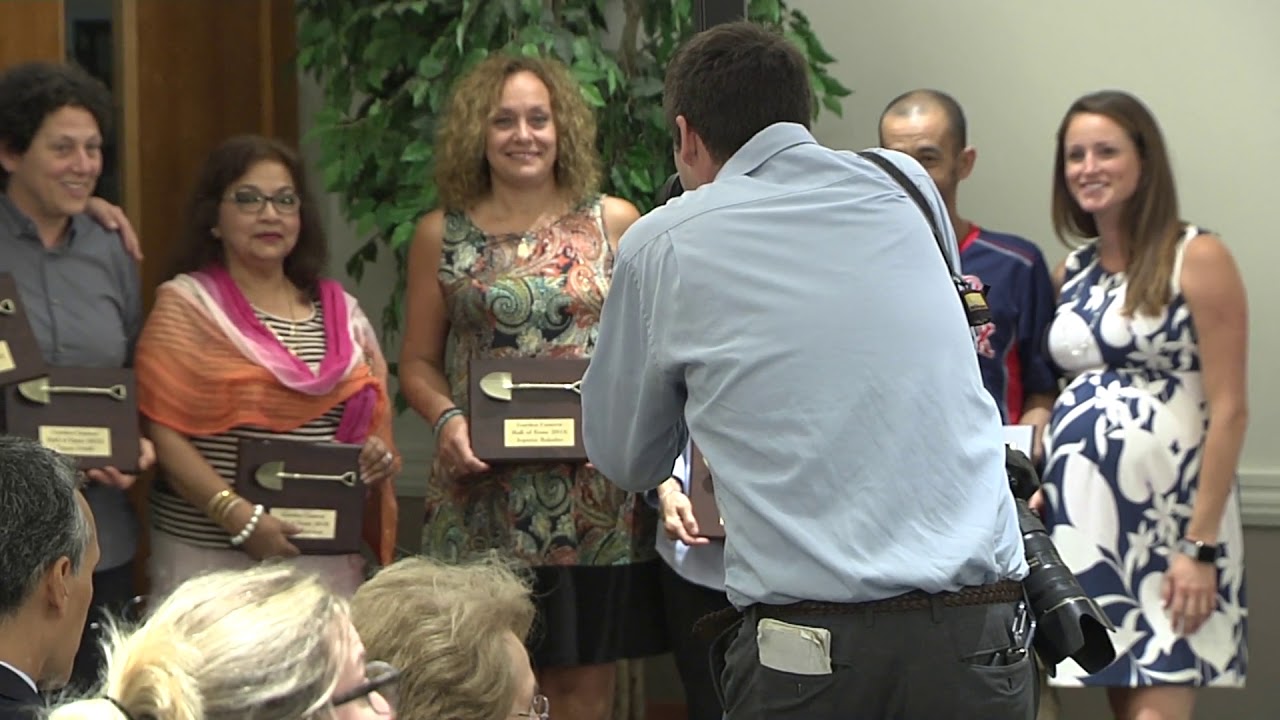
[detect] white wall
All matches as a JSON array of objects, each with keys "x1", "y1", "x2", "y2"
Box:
[{"x1": 791, "y1": 0, "x2": 1280, "y2": 524}]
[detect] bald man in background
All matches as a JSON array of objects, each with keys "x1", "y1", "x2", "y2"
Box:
[
  {"x1": 880, "y1": 89, "x2": 1060, "y2": 720},
  {"x1": 879, "y1": 89, "x2": 1057, "y2": 459}
]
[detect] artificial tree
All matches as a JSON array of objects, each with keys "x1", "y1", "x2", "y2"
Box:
[{"x1": 296, "y1": 0, "x2": 850, "y2": 381}]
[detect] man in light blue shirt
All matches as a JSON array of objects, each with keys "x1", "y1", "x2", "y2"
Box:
[{"x1": 582, "y1": 21, "x2": 1033, "y2": 720}]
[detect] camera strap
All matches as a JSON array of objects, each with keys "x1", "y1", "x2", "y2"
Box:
[{"x1": 857, "y1": 151, "x2": 992, "y2": 328}]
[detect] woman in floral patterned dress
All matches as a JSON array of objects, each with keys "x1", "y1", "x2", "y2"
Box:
[
  {"x1": 1040, "y1": 90, "x2": 1248, "y2": 720},
  {"x1": 398, "y1": 53, "x2": 664, "y2": 720}
]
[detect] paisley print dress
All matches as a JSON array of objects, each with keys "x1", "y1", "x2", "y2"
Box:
[{"x1": 420, "y1": 196, "x2": 664, "y2": 666}]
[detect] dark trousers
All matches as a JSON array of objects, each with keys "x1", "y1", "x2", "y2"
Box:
[
  {"x1": 718, "y1": 596, "x2": 1036, "y2": 720},
  {"x1": 659, "y1": 563, "x2": 733, "y2": 720},
  {"x1": 68, "y1": 563, "x2": 137, "y2": 692}
]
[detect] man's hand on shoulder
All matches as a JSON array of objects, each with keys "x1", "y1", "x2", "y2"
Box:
[{"x1": 85, "y1": 197, "x2": 143, "y2": 261}]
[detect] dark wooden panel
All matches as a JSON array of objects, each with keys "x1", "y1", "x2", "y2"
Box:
[
  {"x1": 117, "y1": 0, "x2": 297, "y2": 307},
  {"x1": 113, "y1": 0, "x2": 298, "y2": 594},
  {"x1": 0, "y1": 0, "x2": 65, "y2": 69}
]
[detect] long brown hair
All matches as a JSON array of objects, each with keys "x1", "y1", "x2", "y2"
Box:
[{"x1": 1051, "y1": 90, "x2": 1182, "y2": 316}]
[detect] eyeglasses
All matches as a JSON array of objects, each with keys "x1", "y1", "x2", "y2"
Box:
[
  {"x1": 332, "y1": 661, "x2": 400, "y2": 716},
  {"x1": 224, "y1": 188, "x2": 301, "y2": 215},
  {"x1": 514, "y1": 694, "x2": 549, "y2": 720}
]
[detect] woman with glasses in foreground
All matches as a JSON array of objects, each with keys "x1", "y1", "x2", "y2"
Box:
[
  {"x1": 45, "y1": 563, "x2": 399, "y2": 719},
  {"x1": 350, "y1": 555, "x2": 547, "y2": 720},
  {"x1": 133, "y1": 135, "x2": 399, "y2": 599}
]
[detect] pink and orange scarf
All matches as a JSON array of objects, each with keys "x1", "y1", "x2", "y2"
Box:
[{"x1": 135, "y1": 265, "x2": 398, "y2": 563}]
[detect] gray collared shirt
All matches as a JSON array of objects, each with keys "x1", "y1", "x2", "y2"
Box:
[
  {"x1": 0, "y1": 194, "x2": 141, "y2": 571},
  {"x1": 582, "y1": 123, "x2": 1027, "y2": 607}
]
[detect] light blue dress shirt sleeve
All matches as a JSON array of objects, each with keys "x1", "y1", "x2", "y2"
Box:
[{"x1": 582, "y1": 246, "x2": 687, "y2": 492}]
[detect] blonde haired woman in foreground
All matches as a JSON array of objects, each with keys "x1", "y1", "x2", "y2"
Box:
[
  {"x1": 45, "y1": 564, "x2": 398, "y2": 719},
  {"x1": 350, "y1": 555, "x2": 542, "y2": 720}
]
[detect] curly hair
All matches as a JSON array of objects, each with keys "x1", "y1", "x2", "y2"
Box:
[
  {"x1": 46, "y1": 564, "x2": 352, "y2": 720},
  {"x1": 349, "y1": 554, "x2": 537, "y2": 720},
  {"x1": 0, "y1": 61, "x2": 112, "y2": 188},
  {"x1": 168, "y1": 135, "x2": 328, "y2": 298},
  {"x1": 434, "y1": 53, "x2": 600, "y2": 211}
]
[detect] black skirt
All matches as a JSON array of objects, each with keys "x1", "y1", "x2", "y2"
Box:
[{"x1": 527, "y1": 558, "x2": 669, "y2": 667}]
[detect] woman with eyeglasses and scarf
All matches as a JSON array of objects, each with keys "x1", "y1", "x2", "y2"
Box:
[{"x1": 133, "y1": 135, "x2": 399, "y2": 600}]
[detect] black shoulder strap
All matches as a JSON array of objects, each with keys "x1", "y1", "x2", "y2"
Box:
[
  {"x1": 856, "y1": 150, "x2": 957, "y2": 277},
  {"x1": 857, "y1": 150, "x2": 991, "y2": 328}
]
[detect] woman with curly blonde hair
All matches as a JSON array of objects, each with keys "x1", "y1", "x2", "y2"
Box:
[
  {"x1": 350, "y1": 555, "x2": 540, "y2": 720},
  {"x1": 398, "y1": 53, "x2": 665, "y2": 720}
]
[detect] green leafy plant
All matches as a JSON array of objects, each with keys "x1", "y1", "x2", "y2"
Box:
[{"x1": 296, "y1": 0, "x2": 850, "y2": 376}]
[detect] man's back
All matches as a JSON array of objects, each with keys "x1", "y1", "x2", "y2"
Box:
[{"x1": 614, "y1": 124, "x2": 1026, "y2": 606}]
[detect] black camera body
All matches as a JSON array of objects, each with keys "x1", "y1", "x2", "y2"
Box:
[{"x1": 1006, "y1": 447, "x2": 1116, "y2": 674}]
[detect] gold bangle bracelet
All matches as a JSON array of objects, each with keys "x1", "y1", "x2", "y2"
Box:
[
  {"x1": 205, "y1": 489, "x2": 234, "y2": 514},
  {"x1": 205, "y1": 489, "x2": 241, "y2": 523},
  {"x1": 215, "y1": 497, "x2": 247, "y2": 527}
]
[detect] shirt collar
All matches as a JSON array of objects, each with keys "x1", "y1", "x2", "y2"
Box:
[
  {"x1": 0, "y1": 193, "x2": 83, "y2": 248},
  {"x1": 0, "y1": 661, "x2": 38, "y2": 694},
  {"x1": 715, "y1": 122, "x2": 818, "y2": 181}
]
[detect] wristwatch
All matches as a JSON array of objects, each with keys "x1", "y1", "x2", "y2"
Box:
[{"x1": 1178, "y1": 538, "x2": 1221, "y2": 564}]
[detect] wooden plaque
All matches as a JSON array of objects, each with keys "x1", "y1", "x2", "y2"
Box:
[
  {"x1": 2, "y1": 367, "x2": 139, "y2": 471},
  {"x1": 468, "y1": 357, "x2": 589, "y2": 463},
  {"x1": 688, "y1": 442, "x2": 725, "y2": 539},
  {"x1": 0, "y1": 273, "x2": 49, "y2": 387},
  {"x1": 235, "y1": 438, "x2": 365, "y2": 555}
]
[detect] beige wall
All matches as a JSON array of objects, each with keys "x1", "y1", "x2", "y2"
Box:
[
  {"x1": 788, "y1": 3, "x2": 1279, "y2": 716},
  {"x1": 792, "y1": 0, "x2": 1280, "y2": 522},
  {"x1": 790, "y1": 2, "x2": 1278, "y2": 716}
]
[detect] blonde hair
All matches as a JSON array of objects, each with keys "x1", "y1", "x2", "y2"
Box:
[
  {"x1": 46, "y1": 564, "x2": 350, "y2": 720},
  {"x1": 349, "y1": 555, "x2": 535, "y2": 720},
  {"x1": 433, "y1": 53, "x2": 601, "y2": 212}
]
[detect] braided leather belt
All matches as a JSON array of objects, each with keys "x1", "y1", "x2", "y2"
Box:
[{"x1": 752, "y1": 579, "x2": 1023, "y2": 617}]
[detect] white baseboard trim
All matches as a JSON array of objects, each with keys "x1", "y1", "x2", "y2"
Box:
[{"x1": 1241, "y1": 470, "x2": 1280, "y2": 528}]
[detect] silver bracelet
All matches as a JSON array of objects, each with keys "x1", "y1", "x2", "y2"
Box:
[
  {"x1": 432, "y1": 407, "x2": 464, "y2": 437},
  {"x1": 230, "y1": 504, "x2": 265, "y2": 547}
]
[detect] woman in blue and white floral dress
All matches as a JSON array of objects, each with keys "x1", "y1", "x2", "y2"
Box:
[{"x1": 1040, "y1": 91, "x2": 1248, "y2": 720}]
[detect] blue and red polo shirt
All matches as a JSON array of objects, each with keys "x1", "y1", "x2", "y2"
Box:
[{"x1": 959, "y1": 225, "x2": 1057, "y2": 423}]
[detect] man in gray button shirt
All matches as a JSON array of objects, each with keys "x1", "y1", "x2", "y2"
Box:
[{"x1": 0, "y1": 61, "x2": 151, "y2": 691}]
